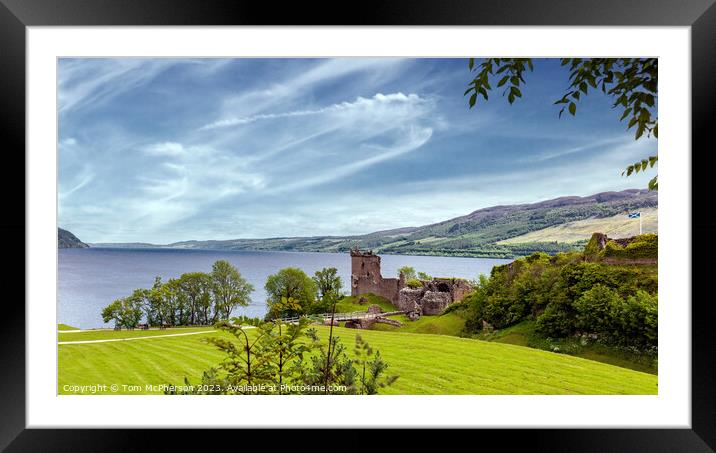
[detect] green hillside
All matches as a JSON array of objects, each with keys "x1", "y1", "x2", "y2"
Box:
[
  {"x1": 97, "y1": 189, "x2": 657, "y2": 259},
  {"x1": 58, "y1": 325, "x2": 657, "y2": 395},
  {"x1": 499, "y1": 208, "x2": 657, "y2": 245}
]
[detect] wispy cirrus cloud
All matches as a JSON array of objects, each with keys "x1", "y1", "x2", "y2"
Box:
[
  {"x1": 58, "y1": 58, "x2": 655, "y2": 243},
  {"x1": 200, "y1": 92, "x2": 427, "y2": 130}
]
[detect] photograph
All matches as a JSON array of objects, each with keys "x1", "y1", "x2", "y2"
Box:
[{"x1": 57, "y1": 56, "x2": 659, "y2": 396}]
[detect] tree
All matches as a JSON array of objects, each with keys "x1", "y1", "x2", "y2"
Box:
[
  {"x1": 177, "y1": 272, "x2": 212, "y2": 325},
  {"x1": 417, "y1": 271, "x2": 432, "y2": 281},
  {"x1": 210, "y1": 260, "x2": 254, "y2": 322},
  {"x1": 464, "y1": 58, "x2": 658, "y2": 190},
  {"x1": 397, "y1": 266, "x2": 416, "y2": 280},
  {"x1": 353, "y1": 334, "x2": 398, "y2": 395},
  {"x1": 264, "y1": 267, "x2": 318, "y2": 318},
  {"x1": 146, "y1": 276, "x2": 170, "y2": 326},
  {"x1": 312, "y1": 267, "x2": 343, "y2": 313},
  {"x1": 101, "y1": 299, "x2": 123, "y2": 328},
  {"x1": 101, "y1": 296, "x2": 143, "y2": 329}
]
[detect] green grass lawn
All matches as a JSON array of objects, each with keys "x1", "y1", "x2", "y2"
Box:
[
  {"x1": 371, "y1": 312, "x2": 466, "y2": 336},
  {"x1": 58, "y1": 326, "x2": 217, "y2": 342},
  {"x1": 475, "y1": 321, "x2": 657, "y2": 375},
  {"x1": 58, "y1": 323, "x2": 80, "y2": 331},
  {"x1": 58, "y1": 324, "x2": 657, "y2": 395},
  {"x1": 334, "y1": 294, "x2": 396, "y2": 313}
]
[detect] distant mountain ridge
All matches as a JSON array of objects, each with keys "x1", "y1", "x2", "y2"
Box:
[
  {"x1": 58, "y1": 228, "x2": 89, "y2": 249},
  {"x1": 93, "y1": 189, "x2": 657, "y2": 258}
]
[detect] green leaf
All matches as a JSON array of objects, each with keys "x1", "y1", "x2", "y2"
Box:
[
  {"x1": 579, "y1": 82, "x2": 588, "y2": 94},
  {"x1": 511, "y1": 86, "x2": 522, "y2": 98},
  {"x1": 635, "y1": 124, "x2": 645, "y2": 140},
  {"x1": 527, "y1": 59, "x2": 534, "y2": 71},
  {"x1": 649, "y1": 155, "x2": 658, "y2": 167},
  {"x1": 478, "y1": 87, "x2": 488, "y2": 100},
  {"x1": 510, "y1": 76, "x2": 519, "y2": 86},
  {"x1": 572, "y1": 91, "x2": 580, "y2": 100},
  {"x1": 620, "y1": 108, "x2": 633, "y2": 121},
  {"x1": 497, "y1": 75, "x2": 509, "y2": 87},
  {"x1": 568, "y1": 102, "x2": 576, "y2": 115},
  {"x1": 627, "y1": 117, "x2": 638, "y2": 129},
  {"x1": 653, "y1": 124, "x2": 658, "y2": 138},
  {"x1": 468, "y1": 58, "x2": 475, "y2": 71},
  {"x1": 508, "y1": 93, "x2": 515, "y2": 104},
  {"x1": 469, "y1": 93, "x2": 477, "y2": 108},
  {"x1": 648, "y1": 175, "x2": 658, "y2": 191}
]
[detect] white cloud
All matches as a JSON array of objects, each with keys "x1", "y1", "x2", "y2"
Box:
[{"x1": 200, "y1": 92, "x2": 426, "y2": 130}]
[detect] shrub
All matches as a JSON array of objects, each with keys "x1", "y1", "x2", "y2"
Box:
[
  {"x1": 535, "y1": 303, "x2": 573, "y2": 337},
  {"x1": 406, "y1": 278, "x2": 423, "y2": 289},
  {"x1": 573, "y1": 284, "x2": 622, "y2": 333}
]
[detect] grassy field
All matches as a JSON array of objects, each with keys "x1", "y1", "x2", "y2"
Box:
[
  {"x1": 58, "y1": 323, "x2": 80, "y2": 331},
  {"x1": 371, "y1": 312, "x2": 466, "y2": 336},
  {"x1": 58, "y1": 326, "x2": 217, "y2": 342},
  {"x1": 334, "y1": 294, "x2": 396, "y2": 313},
  {"x1": 498, "y1": 207, "x2": 658, "y2": 245},
  {"x1": 58, "y1": 325, "x2": 657, "y2": 395},
  {"x1": 474, "y1": 321, "x2": 657, "y2": 375}
]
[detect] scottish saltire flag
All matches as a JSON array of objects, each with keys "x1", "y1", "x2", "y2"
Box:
[{"x1": 628, "y1": 212, "x2": 641, "y2": 218}]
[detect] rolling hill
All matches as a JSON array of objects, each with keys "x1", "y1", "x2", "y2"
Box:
[{"x1": 94, "y1": 189, "x2": 657, "y2": 258}]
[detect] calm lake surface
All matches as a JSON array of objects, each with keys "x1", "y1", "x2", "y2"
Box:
[{"x1": 59, "y1": 248, "x2": 512, "y2": 329}]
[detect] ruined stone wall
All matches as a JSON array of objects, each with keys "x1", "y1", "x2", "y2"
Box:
[
  {"x1": 351, "y1": 249, "x2": 473, "y2": 314},
  {"x1": 397, "y1": 278, "x2": 473, "y2": 317},
  {"x1": 350, "y1": 249, "x2": 402, "y2": 304}
]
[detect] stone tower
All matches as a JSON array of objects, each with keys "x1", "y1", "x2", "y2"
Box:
[{"x1": 350, "y1": 249, "x2": 401, "y2": 304}]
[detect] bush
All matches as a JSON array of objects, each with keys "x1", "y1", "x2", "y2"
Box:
[
  {"x1": 535, "y1": 303, "x2": 573, "y2": 337},
  {"x1": 573, "y1": 284, "x2": 622, "y2": 333},
  {"x1": 405, "y1": 278, "x2": 423, "y2": 289},
  {"x1": 461, "y1": 249, "x2": 657, "y2": 351},
  {"x1": 611, "y1": 290, "x2": 658, "y2": 348}
]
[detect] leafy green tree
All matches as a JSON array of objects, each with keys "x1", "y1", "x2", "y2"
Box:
[
  {"x1": 312, "y1": 267, "x2": 343, "y2": 313},
  {"x1": 397, "y1": 266, "x2": 416, "y2": 280},
  {"x1": 101, "y1": 299, "x2": 123, "y2": 328},
  {"x1": 210, "y1": 260, "x2": 254, "y2": 322},
  {"x1": 464, "y1": 58, "x2": 658, "y2": 190},
  {"x1": 177, "y1": 272, "x2": 212, "y2": 325},
  {"x1": 265, "y1": 267, "x2": 318, "y2": 318},
  {"x1": 101, "y1": 296, "x2": 143, "y2": 328},
  {"x1": 146, "y1": 276, "x2": 171, "y2": 326}
]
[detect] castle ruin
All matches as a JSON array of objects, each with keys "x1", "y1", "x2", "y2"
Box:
[{"x1": 350, "y1": 248, "x2": 472, "y2": 318}]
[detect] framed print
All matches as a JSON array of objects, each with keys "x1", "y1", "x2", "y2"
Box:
[{"x1": 2, "y1": 0, "x2": 715, "y2": 449}]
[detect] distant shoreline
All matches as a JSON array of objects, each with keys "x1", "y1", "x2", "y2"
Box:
[{"x1": 68, "y1": 246, "x2": 521, "y2": 260}]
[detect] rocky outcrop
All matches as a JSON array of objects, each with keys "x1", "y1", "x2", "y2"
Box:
[
  {"x1": 367, "y1": 304, "x2": 383, "y2": 314},
  {"x1": 58, "y1": 228, "x2": 89, "y2": 249}
]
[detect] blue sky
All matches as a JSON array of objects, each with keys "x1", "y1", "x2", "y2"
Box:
[{"x1": 58, "y1": 58, "x2": 656, "y2": 244}]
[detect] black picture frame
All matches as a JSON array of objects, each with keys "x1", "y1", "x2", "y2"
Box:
[{"x1": 2, "y1": 0, "x2": 713, "y2": 449}]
